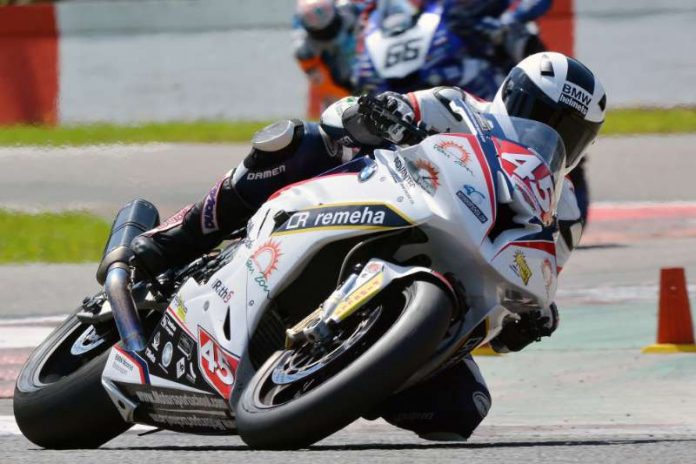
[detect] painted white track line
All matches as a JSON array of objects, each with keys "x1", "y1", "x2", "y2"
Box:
[
  {"x1": 0, "y1": 415, "x2": 153, "y2": 437},
  {"x1": 0, "y1": 143, "x2": 176, "y2": 159}
]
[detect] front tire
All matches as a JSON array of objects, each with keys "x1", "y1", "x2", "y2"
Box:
[
  {"x1": 236, "y1": 279, "x2": 453, "y2": 449},
  {"x1": 13, "y1": 312, "x2": 130, "y2": 449}
]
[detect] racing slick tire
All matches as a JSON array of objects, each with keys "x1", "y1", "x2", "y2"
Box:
[
  {"x1": 236, "y1": 279, "x2": 453, "y2": 449},
  {"x1": 13, "y1": 312, "x2": 130, "y2": 449}
]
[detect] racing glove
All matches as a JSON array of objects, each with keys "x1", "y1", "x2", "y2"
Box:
[
  {"x1": 343, "y1": 91, "x2": 424, "y2": 146},
  {"x1": 490, "y1": 303, "x2": 559, "y2": 353},
  {"x1": 370, "y1": 92, "x2": 417, "y2": 144}
]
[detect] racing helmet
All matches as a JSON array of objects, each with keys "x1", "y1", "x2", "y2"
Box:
[
  {"x1": 297, "y1": 0, "x2": 339, "y2": 35},
  {"x1": 490, "y1": 52, "x2": 606, "y2": 170}
]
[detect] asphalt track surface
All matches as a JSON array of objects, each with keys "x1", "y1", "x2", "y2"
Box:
[
  {"x1": 2, "y1": 135, "x2": 696, "y2": 462},
  {"x1": 1, "y1": 134, "x2": 696, "y2": 218}
]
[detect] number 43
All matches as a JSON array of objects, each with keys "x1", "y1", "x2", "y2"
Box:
[{"x1": 200, "y1": 339, "x2": 235, "y2": 385}]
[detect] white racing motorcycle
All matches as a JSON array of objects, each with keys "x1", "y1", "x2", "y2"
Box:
[{"x1": 14, "y1": 96, "x2": 564, "y2": 449}]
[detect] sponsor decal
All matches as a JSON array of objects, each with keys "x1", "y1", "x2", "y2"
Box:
[
  {"x1": 161, "y1": 342, "x2": 174, "y2": 369},
  {"x1": 246, "y1": 239, "x2": 282, "y2": 294},
  {"x1": 560, "y1": 82, "x2": 591, "y2": 116},
  {"x1": 173, "y1": 296, "x2": 188, "y2": 322},
  {"x1": 198, "y1": 327, "x2": 240, "y2": 399},
  {"x1": 132, "y1": 387, "x2": 228, "y2": 410},
  {"x1": 211, "y1": 279, "x2": 234, "y2": 303},
  {"x1": 510, "y1": 250, "x2": 533, "y2": 286},
  {"x1": 147, "y1": 412, "x2": 235, "y2": 432},
  {"x1": 386, "y1": 156, "x2": 416, "y2": 204},
  {"x1": 160, "y1": 314, "x2": 177, "y2": 337},
  {"x1": 176, "y1": 357, "x2": 186, "y2": 379},
  {"x1": 246, "y1": 164, "x2": 287, "y2": 181},
  {"x1": 112, "y1": 351, "x2": 136, "y2": 376},
  {"x1": 251, "y1": 239, "x2": 282, "y2": 279},
  {"x1": 332, "y1": 272, "x2": 385, "y2": 321},
  {"x1": 177, "y1": 334, "x2": 194, "y2": 360},
  {"x1": 145, "y1": 346, "x2": 157, "y2": 364},
  {"x1": 201, "y1": 178, "x2": 225, "y2": 234},
  {"x1": 393, "y1": 156, "x2": 416, "y2": 188},
  {"x1": 113, "y1": 346, "x2": 150, "y2": 384},
  {"x1": 411, "y1": 159, "x2": 440, "y2": 195},
  {"x1": 274, "y1": 204, "x2": 411, "y2": 235},
  {"x1": 152, "y1": 331, "x2": 161, "y2": 350},
  {"x1": 187, "y1": 361, "x2": 198, "y2": 383},
  {"x1": 456, "y1": 188, "x2": 488, "y2": 224},
  {"x1": 433, "y1": 140, "x2": 474, "y2": 174},
  {"x1": 462, "y1": 184, "x2": 485, "y2": 204}
]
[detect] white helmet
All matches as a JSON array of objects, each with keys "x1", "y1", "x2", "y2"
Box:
[{"x1": 490, "y1": 52, "x2": 607, "y2": 170}]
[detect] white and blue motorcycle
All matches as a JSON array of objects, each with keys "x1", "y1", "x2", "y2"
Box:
[{"x1": 14, "y1": 96, "x2": 564, "y2": 449}]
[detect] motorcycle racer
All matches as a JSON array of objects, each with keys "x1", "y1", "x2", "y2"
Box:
[
  {"x1": 448, "y1": 0, "x2": 551, "y2": 63},
  {"x1": 131, "y1": 52, "x2": 605, "y2": 440},
  {"x1": 293, "y1": 0, "x2": 362, "y2": 94}
]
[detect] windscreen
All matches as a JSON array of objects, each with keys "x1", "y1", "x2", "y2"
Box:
[
  {"x1": 484, "y1": 114, "x2": 567, "y2": 184},
  {"x1": 377, "y1": 0, "x2": 419, "y2": 34}
]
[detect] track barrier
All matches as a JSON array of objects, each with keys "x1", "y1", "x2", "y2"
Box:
[{"x1": 642, "y1": 267, "x2": 696, "y2": 354}]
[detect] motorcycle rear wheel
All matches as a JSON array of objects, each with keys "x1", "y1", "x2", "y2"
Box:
[
  {"x1": 13, "y1": 310, "x2": 130, "y2": 449},
  {"x1": 236, "y1": 279, "x2": 453, "y2": 449}
]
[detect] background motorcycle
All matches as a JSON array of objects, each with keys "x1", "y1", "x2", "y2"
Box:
[{"x1": 353, "y1": 0, "x2": 540, "y2": 99}]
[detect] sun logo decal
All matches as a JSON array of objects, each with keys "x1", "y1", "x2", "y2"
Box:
[
  {"x1": 433, "y1": 140, "x2": 474, "y2": 174},
  {"x1": 413, "y1": 159, "x2": 440, "y2": 195},
  {"x1": 251, "y1": 239, "x2": 282, "y2": 279}
]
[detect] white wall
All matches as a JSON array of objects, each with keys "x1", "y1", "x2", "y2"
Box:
[
  {"x1": 56, "y1": 0, "x2": 696, "y2": 124},
  {"x1": 575, "y1": 0, "x2": 696, "y2": 108},
  {"x1": 57, "y1": 0, "x2": 307, "y2": 123}
]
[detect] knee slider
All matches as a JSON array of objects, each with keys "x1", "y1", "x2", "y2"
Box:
[{"x1": 245, "y1": 119, "x2": 305, "y2": 170}]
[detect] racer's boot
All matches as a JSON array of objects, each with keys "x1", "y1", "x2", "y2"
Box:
[{"x1": 130, "y1": 173, "x2": 255, "y2": 277}]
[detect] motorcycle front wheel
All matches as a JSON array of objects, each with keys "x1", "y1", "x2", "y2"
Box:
[
  {"x1": 236, "y1": 279, "x2": 453, "y2": 449},
  {"x1": 13, "y1": 308, "x2": 130, "y2": 449}
]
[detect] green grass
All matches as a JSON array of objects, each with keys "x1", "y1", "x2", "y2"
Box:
[
  {"x1": 0, "y1": 121, "x2": 272, "y2": 146},
  {"x1": 0, "y1": 210, "x2": 109, "y2": 263},
  {"x1": 603, "y1": 107, "x2": 696, "y2": 135},
  {"x1": 0, "y1": 108, "x2": 691, "y2": 146}
]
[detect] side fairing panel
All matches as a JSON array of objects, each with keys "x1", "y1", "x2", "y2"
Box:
[
  {"x1": 406, "y1": 134, "x2": 498, "y2": 247},
  {"x1": 489, "y1": 239, "x2": 558, "y2": 308},
  {"x1": 159, "y1": 158, "x2": 436, "y2": 399}
]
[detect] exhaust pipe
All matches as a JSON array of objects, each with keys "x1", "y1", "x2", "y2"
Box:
[
  {"x1": 97, "y1": 199, "x2": 160, "y2": 352},
  {"x1": 104, "y1": 267, "x2": 146, "y2": 351}
]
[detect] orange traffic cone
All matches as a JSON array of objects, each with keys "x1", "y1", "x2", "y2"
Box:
[{"x1": 642, "y1": 267, "x2": 696, "y2": 353}]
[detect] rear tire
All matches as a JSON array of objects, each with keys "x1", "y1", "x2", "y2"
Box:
[
  {"x1": 236, "y1": 279, "x2": 453, "y2": 449},
  {"x1": 13, "y1": 313, "x2": 130, "y2": 449}
]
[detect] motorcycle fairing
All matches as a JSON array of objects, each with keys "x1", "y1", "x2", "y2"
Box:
[
  {"x1": 102, "y1": 126, "x2": 560, "y2": 432},
  {"x1": 365, "y1": 3, "x2": 441, "y2": 79}
]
